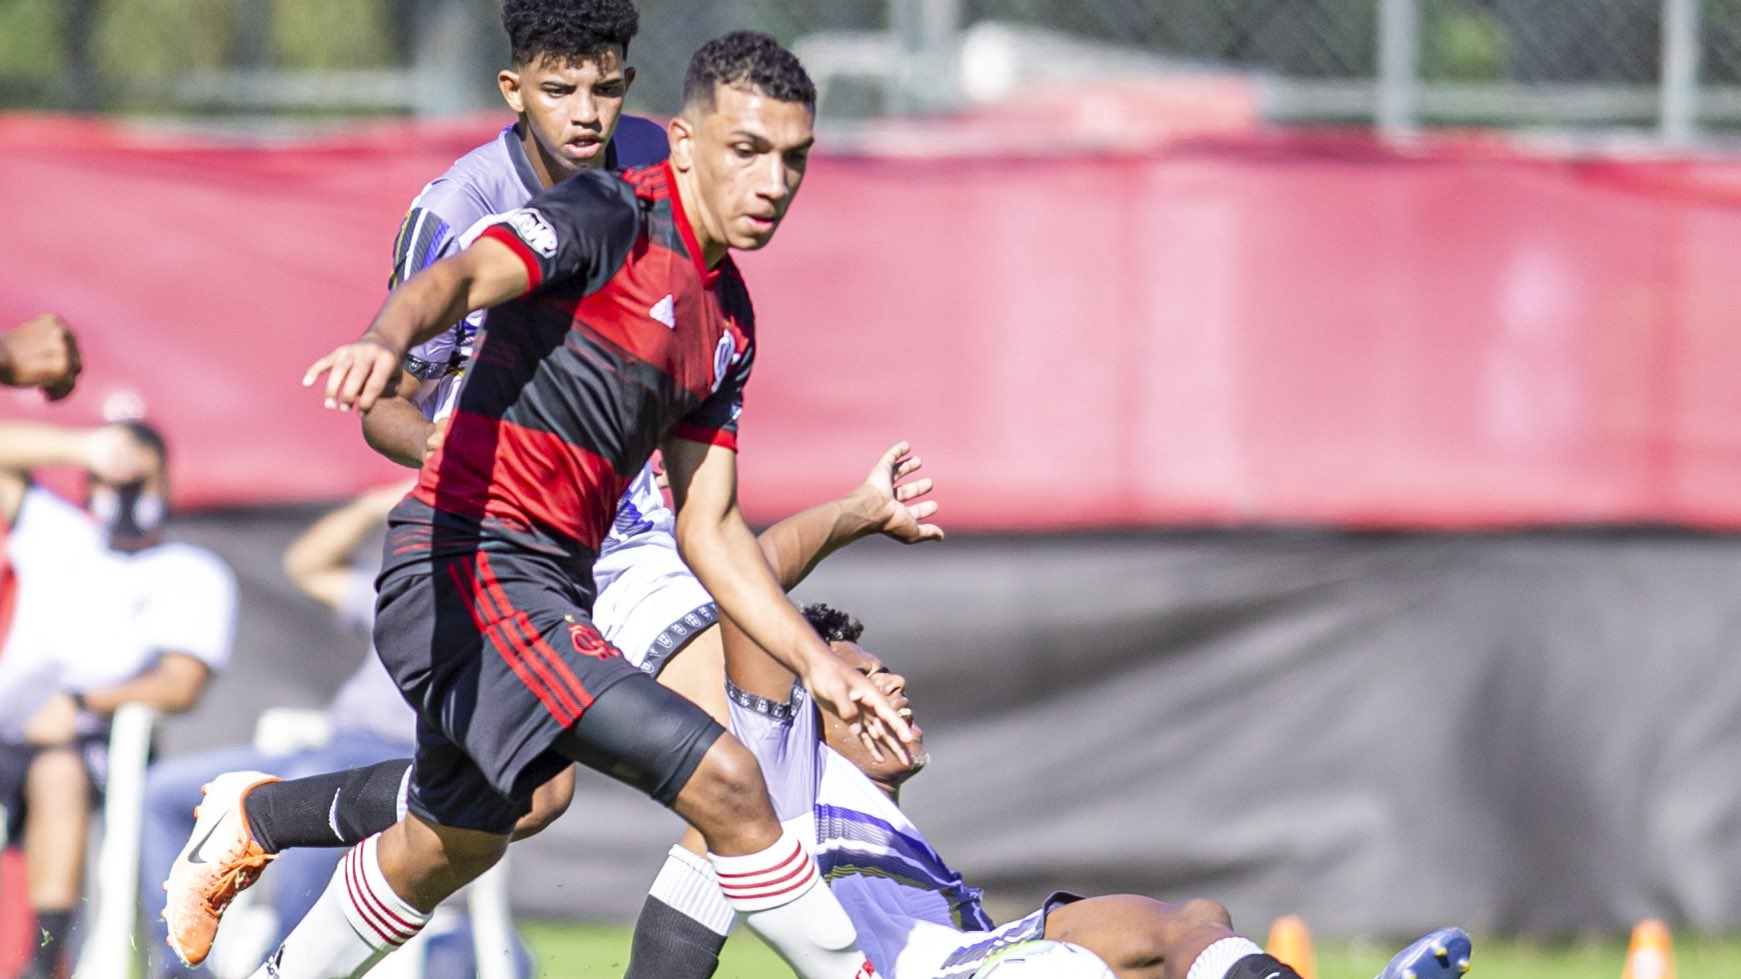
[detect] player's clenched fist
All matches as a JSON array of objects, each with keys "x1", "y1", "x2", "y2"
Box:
[
  {"x1": 0, "y1": 313, "x2": 82, "y2": 401},
  {"x1": 302, "y1": 334, "x2": 401, "y2": 413}
]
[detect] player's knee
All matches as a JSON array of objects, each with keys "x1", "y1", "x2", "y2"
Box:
[
  {"x1": 679, "y1": 737, "x2": 772, "y2": 825},
  {"x1": 26, "y1": 748, "x2": 89, "y2": 804},
  {"x1": 512, "y1": 771, "x2": 576, "y2": 840}
]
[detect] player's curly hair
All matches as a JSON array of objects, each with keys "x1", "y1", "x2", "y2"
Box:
[
  {"x1": 501, "y1": 0, "x2": 639, "y2": 66},
  {"x1": 800, "y1": 603, "x2": 863, "y2": 644},
  {"x1": 682, "y1": 31, "x2": 815, "y2": 112}
]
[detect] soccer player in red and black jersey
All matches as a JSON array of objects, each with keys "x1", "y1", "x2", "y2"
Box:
[{"x1": 227, "y1": 32, "x2": 913, "y2": 979}]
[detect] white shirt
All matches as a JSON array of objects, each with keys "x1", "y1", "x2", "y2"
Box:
[
  {"x1": 0, "y1": 486, "x2": 108, "y2": 738},
  {"x1": 55, "y1": 539, "x2": 237, "y2": 735}
]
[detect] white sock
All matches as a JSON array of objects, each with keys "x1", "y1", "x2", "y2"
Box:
[
  {"x1": 711, "y1": 831, "x2": 870, "y2": 979},
  {"x1": 250, "y1": 834, "x2": 431, "y2": 979},
  {"x1": 1186, "y1": 937, "x2": 1267, "y2": 979},
  {"x1": 651, "y1": 844, "x2": 736, "y2": 936}
]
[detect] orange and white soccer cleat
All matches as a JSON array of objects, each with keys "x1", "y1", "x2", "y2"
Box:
[{"x1": 162, "y1": 770, "x2": 280, "y2": 966}]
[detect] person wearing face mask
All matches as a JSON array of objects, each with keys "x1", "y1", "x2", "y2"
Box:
[{"x1": 0, "y1": 420, "x2": 236, "y2": 979}]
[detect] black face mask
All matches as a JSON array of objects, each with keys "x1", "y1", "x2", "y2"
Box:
[{"x1": 88, "y1": 480, "x2": 167, "y2": 546}]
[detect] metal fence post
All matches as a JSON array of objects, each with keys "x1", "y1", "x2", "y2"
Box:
[
  {"x1": 889, "y1": 0, "x2": 960, "y2": 114},
  {"x1": 1661, "y1": 0, "x2": 1703, "y2": 147},
  {"x1": 1376, "y1": 0, "x2": 1421, "y2": 140}
]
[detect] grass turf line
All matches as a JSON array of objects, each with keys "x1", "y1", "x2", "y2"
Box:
[{"x1": 521, "y1": 922, "x2": 1741, "y2": 979}]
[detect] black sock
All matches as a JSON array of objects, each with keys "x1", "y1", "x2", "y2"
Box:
[
  {"x1": 31, "y1": 908, "x2": 73, "y2": 976},
  {"x1": 623, "y1": 895, "x2": 727, "y2": 979},
  {"x1": 245, "y1": 758, "x2": 411, "y2": 852},
  {"x1": 1226, "y1": 953, "x2": 1303, "y2": 979}
]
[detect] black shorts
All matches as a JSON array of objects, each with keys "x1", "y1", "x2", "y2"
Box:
[
  {"x1": 375, "y1": 549, "x2": 721, "y2": 834},
  {"x1": 0, "y1": 735, "x2": 112, "y2": 843}
]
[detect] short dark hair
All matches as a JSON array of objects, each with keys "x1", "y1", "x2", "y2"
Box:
[
  {"x1": 501, "y1": 0, "x2": 639, "y2": 66},
  {"x1": 682, "y1": 31, "x2": 815, "y2": 113},
  {"x1": 800, "y1": 603, "x2": 863, "y2": 644}
]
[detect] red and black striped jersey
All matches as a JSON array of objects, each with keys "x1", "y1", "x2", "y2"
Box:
[{"x1": 391, "y1": 160, "x2": 754, "y2": 578}]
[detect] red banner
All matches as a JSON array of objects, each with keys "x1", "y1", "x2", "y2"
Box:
[{"x1": 5, "y1": 114, "x2": 1741, "y2": 529}]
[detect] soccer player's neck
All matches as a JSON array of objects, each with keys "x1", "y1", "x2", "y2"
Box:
[
  {"x1": 672, "y1": 172, "x2": 730, "y2": 270},
  {"x1": 519, "y1": 123, "x2": 595, "y2": 191}
]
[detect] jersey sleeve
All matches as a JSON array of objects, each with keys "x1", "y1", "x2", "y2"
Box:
[
  {"x1": 475, "y1": 171, "x2": 639, "y2": 297},
  {"x1": 670, "y1": 336, "x2": 753, "y2": 450}
]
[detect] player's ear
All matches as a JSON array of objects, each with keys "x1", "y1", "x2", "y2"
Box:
[
  {"x1": 667, "y1": 114, "x2": 695, "y2": 172},
  {"x1": 498, "y1": 68, "x2": 525, "y2": 114},
  {"x1": 622, "y1": 65, "x2": 637, "y2": 94}
]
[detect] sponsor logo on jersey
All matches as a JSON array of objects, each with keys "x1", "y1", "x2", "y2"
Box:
[
  {"x1": 505, "y1": 208, "x2": 559, "y2": 257},
  {"x1": 650, "y1": 294, "x2": 677, "y2": 329}
]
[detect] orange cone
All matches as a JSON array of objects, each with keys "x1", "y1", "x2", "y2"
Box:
[
  {"x1": 1620, "y1": 919, "x2": 1675, "y2": 979},
  {"x1": 1266, "y1": 914, "x2": 1317, "y2": 979}
]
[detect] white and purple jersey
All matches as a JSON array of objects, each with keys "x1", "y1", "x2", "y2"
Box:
[
  {"x1": 389, "y1": 116, "x2": 670, "y2": 418},
  {"x1": 726, "y1": 682, "x2": 1055, "y2": 979},
  {"x1": 390, "y1": 117, "x2": 713, "y2": 666}
]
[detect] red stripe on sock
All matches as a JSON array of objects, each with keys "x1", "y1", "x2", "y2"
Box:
[
  {"x1": 721, "y1": 859, "x2": 817, "y2": 903},
  {"x1": 714, "y1": 839, "x2": 806, "y2": 881},
  {"x1": 716, "y1": 840, "x2": 819, "y2": 903},
  {"x1": 343, "y1": 847, "x2": 416, "y2": 947}
]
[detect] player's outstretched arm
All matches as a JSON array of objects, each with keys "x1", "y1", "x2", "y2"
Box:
[
  {"x1": 0, "y1": 313, "x2": 81, "y2": 400},
  {"x1": 303, "y1": 237, "x2": 528, "y2": 414},
  {"x1": 0, "y1": 422, "x2": 155, "y2": 527},
  {"x1": 360, "y1": 370, "x2": 439, "y2": 468},
  {"x1": 665, "y1": 436, "x2": 916, "y2": 763},
  {"x1": 754, "y1": 440, "x2": 942, "y2": 590}
]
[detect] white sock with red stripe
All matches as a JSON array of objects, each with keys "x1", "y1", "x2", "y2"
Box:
[
  {"x1": 248, "y1": 834, "x2": 431, "y2": 979},
  {"x1": 710, "y1": 831, "x2": 873, "y2": 979}
]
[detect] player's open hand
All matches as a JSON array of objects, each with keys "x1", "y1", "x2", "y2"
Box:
[
  {"x1": 303, "y1": 335, "x2": 401, "y2": 414},
  {"x1": 803, "y1": 654, "x2": 917, "y2": 765},
  {"x1": 851, "y1": 440, "x2": 942, "y2": 544},
  {"x1": 0, "y1": 313, "x2": 82, "y2": 401}
]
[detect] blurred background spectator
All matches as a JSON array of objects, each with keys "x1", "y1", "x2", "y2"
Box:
[{"x1": 0, "y1": 421, "x2": 235, "y2": 979}]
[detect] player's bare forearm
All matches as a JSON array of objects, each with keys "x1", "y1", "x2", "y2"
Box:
[
  {"x1": 363, "y1": 261, "x2": 480, "y2": 357},
  {"x1": 682, "y1": 502, "x2": 835, "y2": 677},
  {"x1": 754, "y1": 440, "x2": 943, "y2": 589},
  {"x1": 755, "y1": 498, "x2": 872, "y2": 591},
  {"x1": 362, "y1": 393, "x2": 438, "y2": 468},
  {"x1": 667, "y1": 436, "x2": 916, "y2": 760},
  {"x1": 0, "y1": 422, "x2": 89, "y2": 474},
  {"x1": 307, "y1": 239, "x2": 526, "y2": 412}
]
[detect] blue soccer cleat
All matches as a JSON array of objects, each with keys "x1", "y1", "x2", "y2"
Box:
[{"x1": 1375, "y1": 926, "x2": 1472, "y2": 979}]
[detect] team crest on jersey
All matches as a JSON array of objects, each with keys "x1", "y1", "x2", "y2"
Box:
[
  {"x1": 569, "y1": 621, "x2": 621, "y2": 659},
  {"x1": 711, "y1": 332, "x2": 737, "y2": 392},
  {"x1": 504, "y1": 208, "x2": 559, "y2": 257}
]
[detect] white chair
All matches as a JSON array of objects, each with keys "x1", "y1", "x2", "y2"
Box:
[{"x1": 73, "y1": 702, "x2": 157, "y2": 979}]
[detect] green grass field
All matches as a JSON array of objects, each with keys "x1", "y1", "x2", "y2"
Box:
[{"x1": 519, "y1": 921, "x2": 1741, "y2": 979}]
